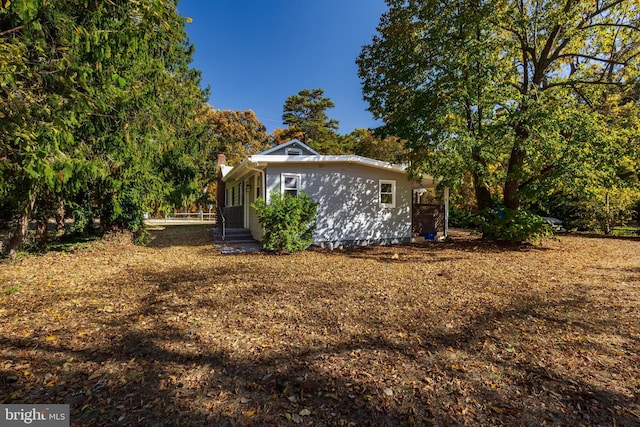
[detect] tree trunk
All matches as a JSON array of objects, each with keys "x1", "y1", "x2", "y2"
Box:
[
  {"x1": 34, "y1": 194, "x2": 52, "y2": 250},
  {"x1": 503, "y1": 146, "x2": 525, "y2": 210},
  {"x1": 471, "y1": 149, "x2": 494, "y2": 210},
  {"x1": 6, "y1": 190, "x2": 37, "y2": 258},
  {"x1": 35, "y1": 218, "x2": 48, "y2": 250},
  {"x1": 504, "y1": 122, "x2": 528, "y2": 210},
  {"x1": 472, "y1": 173, "x2": 494, "y2": 211},
  {"x1": 56, "y1": 196, "x2": 65, "y2": 236}
]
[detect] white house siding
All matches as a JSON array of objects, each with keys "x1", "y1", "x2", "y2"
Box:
[{"x1": 264, "y1": 163, "x2": 412, "y2": 248}]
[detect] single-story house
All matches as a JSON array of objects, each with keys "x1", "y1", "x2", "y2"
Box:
[{"x1": 217, "y1": 139, "x2": 448, "y2": 249}]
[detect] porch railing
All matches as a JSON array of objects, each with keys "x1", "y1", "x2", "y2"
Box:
[{"x1": 217, "y1": 206, "x2": 226, "y2": 241}]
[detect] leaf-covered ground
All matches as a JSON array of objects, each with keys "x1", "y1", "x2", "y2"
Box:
[{"x1": 1, "y1": 225, "x2": 639, "y2": 426}]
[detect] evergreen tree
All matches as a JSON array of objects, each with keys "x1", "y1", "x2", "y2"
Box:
[
  {"x1": 282, "y1": 88, "x2": 345, "y2": 153},
  {"x1": 1, "y1": 0, "x2": 207, "y2": 256}
]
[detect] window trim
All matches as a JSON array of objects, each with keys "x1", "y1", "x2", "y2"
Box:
[
  {"x1": 281, "y1": 173, "x2": 301, "y2": 197},
  {"x1": 379, "y1": 179, "x2": 396, "y2": 208}
]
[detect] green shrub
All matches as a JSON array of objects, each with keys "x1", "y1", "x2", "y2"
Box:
[
  {"x1": 71, "y1": 205, "x2": 95, "y2": 236},
  {"x1": 252, "y1": 191, "x2": 317, "y2": 253},
  {"x1": 475, "y1": 207, "x2": 553, "y2": 244},
  {"x1": 449, "y1": 205, "x2": 476, "y2": 229}
]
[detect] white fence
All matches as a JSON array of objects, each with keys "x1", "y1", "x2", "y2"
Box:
[{"x1": 146, "y1": 212, "x2": 217, "y2": 224}]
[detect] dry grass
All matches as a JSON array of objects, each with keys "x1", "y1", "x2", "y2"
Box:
[{"x1": 0, "y1": 225, "x2": 638, "y2": 426}]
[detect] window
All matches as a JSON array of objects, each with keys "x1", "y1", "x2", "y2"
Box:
[
  {"x1": 285, "y1": 147, "x2": 302, "y2": 155},
  {"x1": 225, "y1": 183, "x2": 244, "y2": 206},
  {"x1": 379, "y1": 180, "x2": 396, "y2": 208},
  {"x1": 282, "y1": 174, "x2": 300, "y2": 197}
]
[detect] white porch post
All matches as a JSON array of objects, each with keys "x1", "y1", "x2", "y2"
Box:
[
  {"x1": 243, "y1": 178, "x2": 249, "y2": 229},
  {"x1": 444, "y1": 186, "x2": 450, "y2": 238}
]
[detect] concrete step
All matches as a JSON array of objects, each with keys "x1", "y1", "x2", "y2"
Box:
[
  {"x1": 220, "y1": 242, "x2": 263, "y2": 254},
  {"x1": 225, "y1": 233, "x2": 254, "y2": 240},
  {"x1": 212, "y1": 228, "x2": 261, "y2": 253}
]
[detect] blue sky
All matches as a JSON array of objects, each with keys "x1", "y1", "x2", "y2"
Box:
[{"x1": 176, "y1": 0, "x2": 388, "y2": 134}]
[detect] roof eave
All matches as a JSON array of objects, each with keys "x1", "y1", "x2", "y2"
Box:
[
  {"x1": 222, "y1": 155, "x2": 441, "y2": 187},
  {"x1": 247, "y1": 155, "x2": 408, "y2": 173}
]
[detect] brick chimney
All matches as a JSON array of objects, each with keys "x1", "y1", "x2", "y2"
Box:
[{"x1": 217, "y1": 153, "x2": 226, "y2": 167}]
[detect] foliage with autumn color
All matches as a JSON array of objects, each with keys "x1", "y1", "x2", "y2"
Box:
[
  {"x1": 199, "y1": 108, "x2": 270, "y2": 166},
  {"x1": 358, "y1": 0, "x2": 640, "y2": 238}
]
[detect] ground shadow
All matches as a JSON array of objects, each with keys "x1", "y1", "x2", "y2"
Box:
[
  {"x1": 146, "y1": 224, "x2": 215, "y2": 249},
  {"x1": 2, "y1": 256, "x2": 639, "y2": 426}
]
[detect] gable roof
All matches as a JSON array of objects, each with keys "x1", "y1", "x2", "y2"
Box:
[{"x1": 256, "y1": 139, "x2": 320, "y2": 156}]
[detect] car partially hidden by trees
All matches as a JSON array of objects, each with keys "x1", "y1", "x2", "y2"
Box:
[{"x1": 541, "y1": 217, "x2": 565, "y2": 232}]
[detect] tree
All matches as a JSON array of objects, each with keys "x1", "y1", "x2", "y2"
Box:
[
  {"x1": 192, "y1": 107, "x2": 271, "y2": 212},
  {"x1": 282, "y1": 88, "x2": 345, "y2": 153},
  {"x1": 358, "y1": 0, "x2": 640, "y2": 226},
  {"x1": 1, "y1": 0, "x2": 89, "y2": 255},
  {"x1": 270, "y1": 127, "x2": 304, "y2": 146},
  {"x1": 349, "y1": 128, "x2": 406, "y2": 163},
  {"x1": 200, "y1": 108, "x2": 270, "y2": 165},
  {"x1": 1, "y1": 0, "x2": 207, "y2": 255},
  {"x1": 75, "y1": 0, "x2": 206, "y2": 236}
]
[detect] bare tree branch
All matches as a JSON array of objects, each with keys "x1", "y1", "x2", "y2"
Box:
[
  {"x1": 555, "y1": 53, "x2": 628, "y2": 65},
  {"x1": 582, "y1": 22, "x2": 640, "y2": 32},
  {"x1": 544, "y1": 79, "x2": 625, "y2": 90},
  {"x1": 519, "y1": 164, "x2": 557, "y2": 191},
  {"x1": 0, "y1": 24, "x2": 27, "y2": 37},
  {"x1": 587, "y1": 0, "x2": 627, "y2": 21}
]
